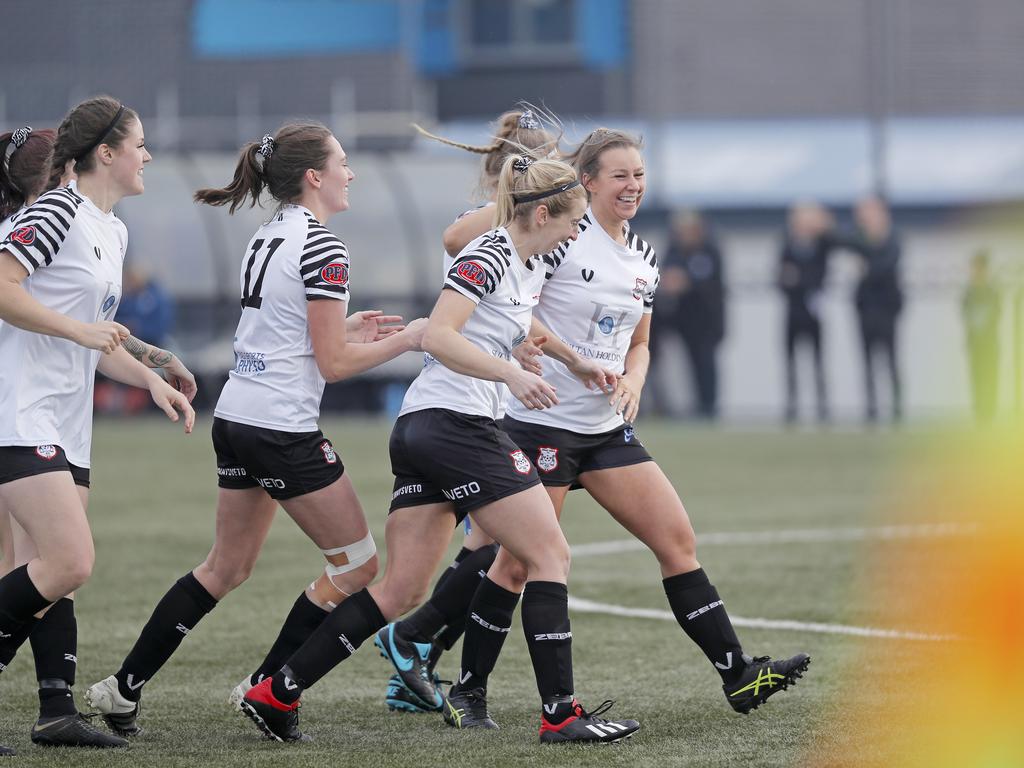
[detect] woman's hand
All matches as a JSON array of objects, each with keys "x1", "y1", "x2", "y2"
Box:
[
  {"x1": 512, "y1": 334, "x2": 546, "y2": 375},
  {"x1": 162, "y1": 356, "x2": 198, "y2": 402},
  {"x1": 609, "y1": 372, "x2": 644, "y2": 424},
  {"x1": 72, "y1": 321, "x2": 130, "y2": 353},
  {"x1": 346, "y1": 310, "x2": 405, "y2": 342},
  {"x1": 506, "y1": 367, "x2": 558, "y2": 410},
  {"x1": 402, "y1": 317, "x2": 429, "y2": 351},
  {"x1": 148, "y1": 377, "x2": 195, "y2": 434},
  {"x1": 568, "y1": 358, "x2": 618, "y2": 394}
]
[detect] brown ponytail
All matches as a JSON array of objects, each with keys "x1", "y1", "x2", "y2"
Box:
[
  {"x1": 0, "y1": 128, "x2": 56, "y2": 220},
  {"x1": 194, "y1": 122, "x2": 333, "y2": 213}
]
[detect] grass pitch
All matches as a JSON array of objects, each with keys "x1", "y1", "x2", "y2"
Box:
[{"x1": 0, "y1": 418, "x2": 962, "y2": 767}]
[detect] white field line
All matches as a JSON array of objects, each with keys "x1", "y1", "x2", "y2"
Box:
[
  {"x1": 568, "y1": 523, "x2": 969, "y2": 641},
  {"x1": 566, "y1": 596, "x2": 955, "y2": 642},
  {"x1": 570, "y1": 522, "x2": 976, "y2": 558}
]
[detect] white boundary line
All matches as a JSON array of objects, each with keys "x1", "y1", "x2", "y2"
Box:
[
  {"x1": 570, "y1": 522, "x2": 975, "y2": 557},
  {"x1": 566, "y1": 596, "x2": 954, "y2": 642}
]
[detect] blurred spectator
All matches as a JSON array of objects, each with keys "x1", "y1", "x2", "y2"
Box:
[
  {"x1": 652, "y1": 210, "x2": 725, "y2": 420},
  {"x1": 95, "y1": 267, "x2": 176, "y2": 414},
  {"x1": 962, "y1": 250, "x2": 1001, "y2": 424},
  {"x1": 778, "y1": 202, "x2": 831, "y2": 423},
  {"x1": 828, "y1": 196, "x2": 904, "y2": 423},
  {"x1": 116, "y1": 266, "x2": 175, "y2": 347}
]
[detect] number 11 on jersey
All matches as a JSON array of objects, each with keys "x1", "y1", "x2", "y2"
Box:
[{"x1": 241, "y1": 237, "x2": 284, "y2": 309}]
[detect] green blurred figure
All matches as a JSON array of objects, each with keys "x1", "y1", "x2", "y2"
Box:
[{"x1": 962, "y1": 250, "x2": 1001, "y2": 424}]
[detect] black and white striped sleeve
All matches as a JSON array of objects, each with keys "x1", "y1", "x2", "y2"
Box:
[
  {"x1": 0, "y1": 188, "x2": 81, "y2": 275},
  {"x1": 301, "y1": 221, "x2": 350, "y2": 301},
  {"x1": 444, "y1": 242, "x2": 509, "y2": 303},
  {"x1": 538, "y1": 212, "x2": 589, "y2": 280}
]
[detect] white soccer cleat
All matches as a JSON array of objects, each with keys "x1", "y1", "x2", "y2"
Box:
[
  {"x1": 84, "y1": 675, "x2": 142, "y2": 737},
  {"x1": 228, "y1": 676, "x2": 254, "y2": 710}
]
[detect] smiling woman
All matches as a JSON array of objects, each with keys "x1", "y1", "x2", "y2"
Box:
[{"x1": 0, "y1": 95, "x2": 194, "y2": 752}]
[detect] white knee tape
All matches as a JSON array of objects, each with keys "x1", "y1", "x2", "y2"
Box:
[{"x1": 322, "y1": 531, "x2": 376, "y2": 576}]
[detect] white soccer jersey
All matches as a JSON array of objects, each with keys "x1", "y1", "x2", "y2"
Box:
[
  {"x1": 505, "y1": 208, "x2": 660, "y2": 433},
  {"x1": 0, "y1": 182, "x2": 126, "y2": 467},
  {"x1": 401, "y1": 227, "x2": 543, "y2": 421},
  {"x1": 214, "y1": 204, "x2": 350, "y2": 432}
]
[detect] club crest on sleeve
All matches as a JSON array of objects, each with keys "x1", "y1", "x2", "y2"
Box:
[
  {"x1": 632, "y1": 277, "x2": 648, "y2": 301},
  {"x1": 510, "y1": 449, "x2": 531, "y2": 475},
  {"x1": 456, "y1": 261, "x2": 487, "y2": 286},
  {"x1": 536, "y1": 446, "x2": 558, "y2": 473},
  {"x1": 102, "y1": 295, "x2": 117, "y2": 314},
  {"x1": 320, "y1": 262, "x2": 349, "y2": 286},
  {"x1": 35, "y1": 444, "x2": 58, "y2": 460},
  {"x1": 320, "y1": 441, "x2": 338, "y2": 464},
  {"x1": 11, "y1": 226, "x2": 35, "y2": 245}
]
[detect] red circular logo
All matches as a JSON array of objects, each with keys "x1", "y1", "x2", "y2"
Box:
[
  {"x1": 456, "y1": 261, "x2": 486, "y2": 286},
  {"x1": 10, "y1": 226, "x2": 35, "y2": 245},
  {"x1": 320, "y1": 262, "x2": 349, "y2": 285}
]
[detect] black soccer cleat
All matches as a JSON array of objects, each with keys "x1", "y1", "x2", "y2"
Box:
[
  {"x1": 0, "y1": 744, "x2": 15, "y2": 756},
  {"x1": 442, "y1": 687, "x2": 499, "y2": 730},
  {"x1": 538, "y1": 699, "x2": 639, "y2": 744},
  {"x1": 30, "y1": 713, "x2": 129, "y2": 748},
  {"x1": 373, "y1": 623, "x2": 443, "y2": 710},
  {"x1": 239, "y1": 678, "x2": 310, "y2": 743},
  {"x1": 723, "y1": 652, "x2": 811, "y2": 714}
]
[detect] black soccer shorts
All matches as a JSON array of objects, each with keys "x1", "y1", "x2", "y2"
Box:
[
  {"x1": 0, "y1": 445, "x2": 90, "y2": 488},
  {"x1": 388, "y1": 408, "x2": 541, "y2": 523}
]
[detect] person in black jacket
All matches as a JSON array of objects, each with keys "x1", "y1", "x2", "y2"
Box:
[
  {"x1": 834, "y1": 196, "x2": 904, "y2": 423},
  {"x1": 657, "y1": 210, "x2": 726, "y2": 420},
  {"x1": 778, "y1": 203, "x2": 831, "y2": 423}
]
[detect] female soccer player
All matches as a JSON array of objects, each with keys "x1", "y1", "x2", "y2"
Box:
[
  {"x1": 0, "y1": 125, "x2": 198, "y2": 749},
  {"x1": 241, "y1": 154, "x2": 640, "y2": 745},
  {"x1": 0, "y1": 98, "x2": 195, "y2": 752},
  {"x1": 432, "y1": 129, "x2": 810, "y2": 729},
  {"x1": 85, "y1": 122, "x2": 426, "y2": 737},
  {"x1": 378, "y1": 106, "x2": 561, "y2": 713}
]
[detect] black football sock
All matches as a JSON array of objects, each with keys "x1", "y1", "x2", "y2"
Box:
[
  {"x1": 521, "y1": 581, "x2": 574, "y2": 703},
  {"x1": 432, "y1": 544, "x2": 498, "y2": 651},
  {"x1": 250, "y1": 592, "x2": 329, "y2": 685},
  {"x1": 663, "y1": 568, "x2": 744, "y2": 683},
  {"x1": 30, "y1": 597, "x2": 78, "y2": 718},
  {"x1": 271, "y1": 588, "x2": 386, "y2": 705},
  {"x1": 0, "y1": 566, "x2": 52, "y2": 657},
  {"x1": 400, "y1": 544, "x2": 499, "y2": 646},
  {"x1": 115, "y1": 572, "x2": 217, "y2": 701},
  {"x1": 451, "y1": 576, "x2": 519, "y2": 695},
  {"x1": 0, "y1": 616, "x2": 36, "y2": 674}
]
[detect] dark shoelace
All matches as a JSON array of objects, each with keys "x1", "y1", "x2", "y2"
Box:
[{"x1": 577, "y1": 699, "x2": 616, "y2": 722}]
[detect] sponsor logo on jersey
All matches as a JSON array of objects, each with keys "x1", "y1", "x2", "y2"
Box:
[
  {"x1": 320, "y1": 441, "x2": 338, "y2": 464},
  {"x1": 537, "y1": 446, "x2": 558, "y2": 473},
  {"x1": 443, "y1": 481, "x2": 481, "y2": 500},
  {"x1": 512, "y1": 331, "x2": 527, "y2": 347},
  {"x1": 510, "y1": 449, "x2": 531, "y2": 475},
  {"x1": 597, "y1": 315, "x2": 615, "y2": 335},
  {"x1": 320, "y1": 262, "x2": 349, "y2": 286},
  {"x1": 455, "y1": 260, "x2": 487, "y2": 286},
  {"x1": 10, "y1": 226, "x2": 35, "y2": 245},
  {"x1": 624, "y1": 426, "x2": 635, "y2": 443},
  {"x1": 35, "y1": 444, "x2": 58, "y2": 460},
  {"x1": 235, "y1": 351, "x2": 266, "y2": 375},
  {"x1": 632, "y1": 277, "x2": 648, "y2": 301},
  {"x1": 94, "y1": 246, "x2": 102, "y2": 261},
  {"x1": 582, "y1": 268, "x2": 595, "y2": 282},
  {"x1": 101, "y1": 295, "x2": 116, "y2": 313}
]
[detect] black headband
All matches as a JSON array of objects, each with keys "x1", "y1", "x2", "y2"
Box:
[
  {"x1": 74, "y1": 104, "x2": 126, "y2": 162},
  {"x1": 513, "y1": 179, "x2": 580, "y2": 205}
]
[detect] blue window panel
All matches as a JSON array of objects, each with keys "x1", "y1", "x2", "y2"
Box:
[
  {"x1": 576, "y1": 0, "x2": 625, "y2": 70},
  {"x1": 194, "y1": 0, "x2": 400, "y2": 58},
  {"x1": 416, "y1": 0, "x2": 457, "y2": 75}
]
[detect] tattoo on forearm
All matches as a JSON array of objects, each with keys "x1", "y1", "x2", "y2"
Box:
[
  {"x1": 124, "y1": 335, "x2": 173, "y2": 367},
  {"x1": 122, "y1": 335, "x2": 147, "y2": 362},
  {"x1": 147, "y1": 348, "x2": 173, "y2": 367}
]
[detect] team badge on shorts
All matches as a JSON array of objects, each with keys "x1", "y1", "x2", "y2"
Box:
[
  {"x1": 536, "y1": 446, "x2": 559, "y2": 473},
  {"x1": 35, "y1": 444, "x2": 58, "y2": 460},
  {"x1": 320, "y1": 441, "x2": 338, "y2": 464},
  {"x1": 632, "y1": 278, "x2": 648, "y2": 301},
  {"x1": 510, "y1": 449, "x2": 531, "y2": 475}
]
